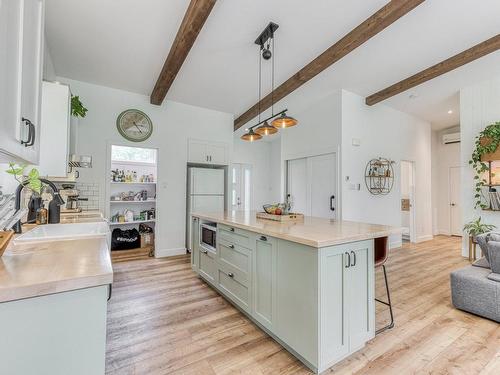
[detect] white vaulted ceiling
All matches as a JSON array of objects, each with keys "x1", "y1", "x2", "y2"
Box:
[{"x1": 45, "y1": 0, "x2": 500, "y2": 130}]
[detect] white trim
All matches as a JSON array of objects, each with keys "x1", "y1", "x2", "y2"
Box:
[
  {"x1": 436, "y1": 229, "x2": 451, "y2": 236},
  {"x1": 155, "y1": 247, "x2": 187, "y2": 258},
  {"x1": 416, "y1": 234, "x2": 434, "y2": 243}
]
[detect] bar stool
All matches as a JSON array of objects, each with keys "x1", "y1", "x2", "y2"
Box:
[{"x1": 374, "y1": 237, "x2": 394, "y2": 335}]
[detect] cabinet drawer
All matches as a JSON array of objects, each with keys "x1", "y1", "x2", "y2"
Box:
[
  {"x1": 218, "y1": 239, "x2": 251, "y2": 276},
  {"x1": 218, "y1": 265, "x2": 250, "y2": 312},
  {"x1": 218, "y1": 224, "x2": 251, "y2": 248}
]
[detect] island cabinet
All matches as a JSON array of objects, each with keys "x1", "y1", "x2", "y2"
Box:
[{"x1": 191, "y1": 217, "x2": 377, "y2": 374}]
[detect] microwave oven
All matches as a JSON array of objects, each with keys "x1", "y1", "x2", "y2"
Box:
[{"x1": 200, "y1": 223, "x2": 217, "y2": 251}]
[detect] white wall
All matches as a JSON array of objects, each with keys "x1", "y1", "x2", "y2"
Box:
[
  {"x1": 43, "y1": 34, "x2": 56, "y2": 81},
  {"x1": 232, "y1": 137, "x2": 274, "y2": 210},
  {"x1": 59, "y1": 78, "x2": 233, "y2": 257},
  {"x1": 431, "y1": 126, "x2": 461, "y2": 235},
  {"x1": 341, "y1": 90, "x2": 433, "y2": 247},
  {"x1": 461, "y1": 76, "x2": 500, "y2": 256}
]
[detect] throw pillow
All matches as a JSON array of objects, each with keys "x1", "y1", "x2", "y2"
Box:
[
  {"x1": 486, "y1": 240, "x2": 500, "y2": 274},
  {"x1": 476, "y1": 233, "x2": 490, "y2": 263}
]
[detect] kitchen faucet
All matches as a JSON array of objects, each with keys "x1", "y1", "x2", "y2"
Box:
[{"x1": 12, "y1": 179, "x2": 65, "y2": 233}]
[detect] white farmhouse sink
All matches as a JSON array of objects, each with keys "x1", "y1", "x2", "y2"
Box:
[{"x1": 14, "y1": 222, "x2": 110, "y2": 244}]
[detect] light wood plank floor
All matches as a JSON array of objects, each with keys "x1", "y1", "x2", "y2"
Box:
[{"x1": 106, "y1": 236, "x2": 500, "y2": 374}]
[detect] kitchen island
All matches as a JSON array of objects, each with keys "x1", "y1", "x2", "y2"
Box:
[{"x1": 191, "y1": 211, "x2": 401, "y2": 373}]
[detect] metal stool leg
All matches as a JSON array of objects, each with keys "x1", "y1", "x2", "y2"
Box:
[{"x1": 375, "y1": 264, "x2": 394, "y2": 335}]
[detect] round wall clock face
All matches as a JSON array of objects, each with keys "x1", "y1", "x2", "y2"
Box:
[{"x1": 116, "y1": 109, "x2": 153, "y2": 142}]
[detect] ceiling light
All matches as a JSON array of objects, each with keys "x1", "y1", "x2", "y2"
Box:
[
  {"x1": 255, "y1": 121, "x2": 277, "y2": 135},
  {"x1": 447, "y1": 109, "x2": 453, "y2": 114},
  {"x1": 241, "y1": 128, "x2": 262, "y2": 142},
  {"x1": 271, "y1": 113, "x2": 298, "y2": 129}
]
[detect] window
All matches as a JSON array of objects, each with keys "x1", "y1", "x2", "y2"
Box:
[{"x1": 111, "y1": 145, "x2": 156, "y2": 164}]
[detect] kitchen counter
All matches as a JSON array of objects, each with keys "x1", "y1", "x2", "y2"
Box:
[
  {"x1": 60, "y1": 210, "x2": 106, "y2": 224},
  {"x1": 0, "y1": 215, "x2": 112, "y2": 303},
  {"x1": 192, "y1": 210, "x2": 401, "y2": 247}
]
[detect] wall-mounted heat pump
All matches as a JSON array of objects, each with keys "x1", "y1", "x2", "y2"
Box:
[{"x1": 442, "y1": 132, "x2": 460, "y2": 145}]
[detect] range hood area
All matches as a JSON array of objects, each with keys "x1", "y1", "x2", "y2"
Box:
[{"x1": 69, "y1": 154, "x2": 93, "y2": 168}]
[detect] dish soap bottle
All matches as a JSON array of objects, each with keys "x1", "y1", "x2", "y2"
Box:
[{"x1": 36, "y1": 204, "x2": 48, "y2": 225}]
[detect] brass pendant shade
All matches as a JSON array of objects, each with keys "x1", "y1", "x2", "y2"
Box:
[
  {"x1": 255, "y1": 121, "x2": 277, "y2": 136},
  {"x1": 240, "y1": 128, "x2": 262, "y2": 142},
  {"x1": 271, "y1": 113, "x2": 298, "y2": 128}
]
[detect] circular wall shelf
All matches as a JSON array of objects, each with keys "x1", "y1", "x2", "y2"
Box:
[{"x1": 365, "y1": 158, "x2": 395, "y2": 195}]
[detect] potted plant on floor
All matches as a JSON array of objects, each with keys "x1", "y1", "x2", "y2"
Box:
[{"x1": 463, "y1": 217, "x2": 496, "y2": 261}]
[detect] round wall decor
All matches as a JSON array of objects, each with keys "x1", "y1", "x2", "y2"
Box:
[
  {"x1": 116, "y1": 109, "x2": 153, "y2": 142},
  {"x1": 365, "y1": 158, "x2": 395, "y2": 195}
]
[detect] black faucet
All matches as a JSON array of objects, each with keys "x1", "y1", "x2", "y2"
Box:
[{"x1": 13, "y1": 179, "x2": 65, "y2": 233}]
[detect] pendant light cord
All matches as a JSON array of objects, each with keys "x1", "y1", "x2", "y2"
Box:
[
  {"x1": 271, "y1": 34, "x2": 275, "y2": 116},
  {"x1": 258, "y1": 47, "x2": 262, "y2": 124}
]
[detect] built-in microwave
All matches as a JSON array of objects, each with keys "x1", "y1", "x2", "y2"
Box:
[{"x1": 200, "y1": 223, "x2": 217, "y2": 251}]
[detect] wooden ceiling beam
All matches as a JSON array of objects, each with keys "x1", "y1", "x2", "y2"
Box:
[
  {"x1": 150, "y1": 0, "x2": 216, "y2": 105},
  {"x1": 365, "y1": 34, "x2": 500, "y2": 106},
  {"x1": 234, "y1": 0, "x2": 425, "y2": 131}
]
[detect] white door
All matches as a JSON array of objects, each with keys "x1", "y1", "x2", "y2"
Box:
[
  {"x1": 190, "y1": 168, "x2": 225, "y2": 195},
  {"x1": 287, "y1": 158, "x2": 308, "y2": 215},
  {"x1": 287, "y1": 153, "x2": 337, "y2": 218},
  {"x1": 230, "y1": 163, "x2": 252, "y2": 211},
  {"x1": 449, "y1": 167, "x2": 462, "y2": 236},
  {"x1": 309, "y1": 153, "x2": 337, "y2": 219}
]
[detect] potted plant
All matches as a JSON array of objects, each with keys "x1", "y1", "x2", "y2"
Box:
[
  {"x1": 469, "y1": 121, "x2": 500, "y2": 209},
  {"x1": 71, "y1": 95, "x2": 88, "y2": 118},
  {"x1": 463, "y1": 217, "x2": 496, "y2": 261}
]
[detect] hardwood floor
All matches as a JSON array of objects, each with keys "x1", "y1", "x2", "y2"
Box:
[{"x1": 106, "y1": 236, "x2": 500, "y2": 374}]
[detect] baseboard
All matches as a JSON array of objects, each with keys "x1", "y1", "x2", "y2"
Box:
[
  {"x1": 435, "y1": 229, "x2": 451, "y2": 236},
  {"x1": 416, "y1": 234, "x2": 434, "y2": 243},
  {"x1": 155, "y1": 247, "x2": 187, "y2": 258}
]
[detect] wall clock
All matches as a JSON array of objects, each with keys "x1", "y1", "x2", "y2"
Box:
[{"x1": 116, "y1": 109, "x2": 153, "y2": 142}]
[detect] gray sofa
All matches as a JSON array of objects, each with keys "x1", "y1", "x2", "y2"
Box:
[{"x1": 450, "y1": 232, "x2": 500, "y2": 322}]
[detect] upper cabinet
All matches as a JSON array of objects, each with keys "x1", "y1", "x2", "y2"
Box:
[
  {"x1": 38, "y1": 81, "x2": 71, "y2": 178},
  {"x1": 188, "y1": 139, "x2": 229, "y2": 165},
  {"x1": 0, "y1": 0, "x2": 44, "y2": 165}
]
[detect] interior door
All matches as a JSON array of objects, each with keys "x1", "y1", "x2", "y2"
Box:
[
  {"x1": 287, "y1": 153, "x2": 337, "y2": 218},
  {"x1": 230, "y1": 163, "x2": 252, "y2": 211},
  {"x1": 309, "y1": 153, "x2": 337, "y2": 219},
  {"x1": 287, "y1": 158, "x2": 308, "y2": 215},
  {"x1": 449, "y1": 167, "x2": 462, "y2": 236}
]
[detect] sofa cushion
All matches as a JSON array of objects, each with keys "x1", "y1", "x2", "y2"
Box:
[
  {"x1": 487, "y1": 240, "x2": 500, "y2": 274},
  {"x1": 488, "y1": 272, "x2": 500, "y2": 282},
  {"x1": 472, "y1": 257, "x2": 490, "y2": 269},
  {"x1": 476, "y1": 233, "x2": 490, "y2": 263}
]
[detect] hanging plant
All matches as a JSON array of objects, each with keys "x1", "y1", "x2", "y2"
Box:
[
  {"x1": 71, "y1": 95, "x2": 88, "y2": 118},
  {"x1": 469, "y1": 121, "x2": 500, "y2": 209}
]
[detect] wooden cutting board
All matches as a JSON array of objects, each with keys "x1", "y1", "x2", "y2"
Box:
[
  {"x1": 256, "y1": 212, "x2": 304, "y2": 222},
  {"x1": 0, "y1": 231, "x2": 14, "y2": 256}
]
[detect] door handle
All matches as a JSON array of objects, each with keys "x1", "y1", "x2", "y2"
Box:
[
  {"x1": 330, "y1": 195, "x2": 335, "y2": 211},
  {"x1": 228, "y1": 272, "x2": 234, "y2": 278},
  {"x1": 229, "y1": 227, "x2": 235, "y2": 232},
  {"x1": 450, "y1": 203, "x2": 456, "y2": 206},
  {"x1": 345, "y1": 252, "x2": 351, "y2": 268},
  {"x1": 350, "y1": 251, "x2": 356, "y2": 267},
  {"x1": 201, "y1": 249, "x2": 208, "y2": 254},
  {"x1": 21, "y1": 118, "x2": 33, "y2": 146},
  {"x1": 260, "y1": 236, "x2": 267, "y2": 241},
  {"x1": 107, "y1": 284, "x2": 112, "y2": 301},
  {"x1": 228, "y1": 244, "x2": 235, "y2": 249},
  {"x1": 27, "y1": 121, "x2": 35, "y2": 146}
]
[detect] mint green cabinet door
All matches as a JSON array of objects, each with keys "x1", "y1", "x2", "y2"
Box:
[
  {"x1": 348, "y1": 241, "x2": 374, "y2": 350},
  {"x1": 320, "y1": 244, "x2": 350, "y2": 365},
  {"x1": 199, "y1": 248, "x2": 216, "y2": 285},
  {"x1": 191, "y1": 217, "x2": 200, "y2": 271},
  {"x1": 253, "y1": 235, "x2": 277, "y2": 330}
]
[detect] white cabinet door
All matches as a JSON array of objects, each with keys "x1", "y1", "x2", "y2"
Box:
[
  {"x1": 0, "y1": 0, "x2": 43, "y2": 164},
  {"x1": 188, "y1": 140, "x2": 209, "y2": 163},
  {"x1": 207, "y1": 143, "x2": 227, "y2": 165},
  {"x1": 38, "y1": 81, "x2": 71, "y2": 177},
  {"x1": 253, "y1": 235, "x2": 276, "y2": 330},
  {"x1": 191, "y1": 168, "x2": 225, "y2": 195},
  {"x1": 347, "y1": 242, "x2": 374, "y2": 350}
]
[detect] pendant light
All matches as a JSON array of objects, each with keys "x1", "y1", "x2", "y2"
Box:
[
  {"x1": 241, "y1": 128, "x2": 262, "y2": 141},
  {"x1": 255, "y1": 121, "x2": 277, "y2": 135},
  {"x1": 271, "y1": 112, "x2": 298, "y2": 128},
  {"x1": 241, "y1": 22, "x2": 298, "y2": 142}
]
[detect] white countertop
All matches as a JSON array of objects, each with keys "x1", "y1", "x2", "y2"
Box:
[{"x1": 192, "y1": 211, "x2": 402, "y2": 248}]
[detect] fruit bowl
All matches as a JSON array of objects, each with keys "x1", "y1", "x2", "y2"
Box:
[{"x1": 263, "y1": 204, "x2": 284, "y2": 215}]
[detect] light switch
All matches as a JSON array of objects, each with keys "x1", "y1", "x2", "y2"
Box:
[{"x1": 352, "y1": 138, "x2": 361, "y2": 146}]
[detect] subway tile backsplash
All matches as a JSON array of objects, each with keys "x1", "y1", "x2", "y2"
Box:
[{"x1": 75, "y1": 182, "x2": 100, "y2": 210}]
